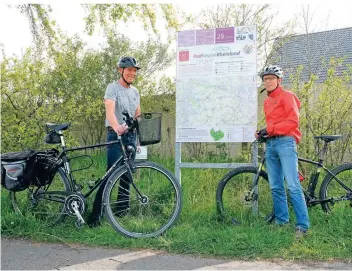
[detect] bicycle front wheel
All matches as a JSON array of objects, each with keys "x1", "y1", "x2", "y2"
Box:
[
  {"x1": 10, "y1": 167, "x2": 71, "y2": 226},
  {"x1": 103, "y1": 161, "x2": 182, "y2": 238},
  {"x1": 216, "y1": 166, "x2": 274, "y2": 226},
  {"x1": 319, "y1": 163, "x2": 352, "y2": 213}
]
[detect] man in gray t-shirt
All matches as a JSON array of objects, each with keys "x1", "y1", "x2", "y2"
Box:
[
  {"x1": 87, "y1": 56, "x2": 141, "y2": 227},
  {"x1": 104, "y1": 80, "x2": 140, "y2": 128}
]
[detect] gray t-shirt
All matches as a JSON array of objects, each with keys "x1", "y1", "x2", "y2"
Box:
[{"x1": 104, "y1": 81, "x2": 140, "y2": 127}]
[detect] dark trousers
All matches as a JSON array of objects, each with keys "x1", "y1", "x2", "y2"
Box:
[{"x1": 90, "y1": 130, "x2": 136, "y2": 218}]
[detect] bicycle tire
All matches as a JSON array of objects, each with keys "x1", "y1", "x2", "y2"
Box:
[
  {"x1": 216, "y1": 166, "x2": 275, "y2": 225},
  {"x1": 10, "y1": 167, "x2": 71, "y2": 226},
  {"x1": 103, "y1": 161, "x2": 182, "y2": 238},
  {"x1": 319, "y1": 163, "x2": 352, "y2": 213}
]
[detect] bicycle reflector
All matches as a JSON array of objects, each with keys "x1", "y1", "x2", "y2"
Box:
[{"x1": 299, "y1": 171, "x2": 305, "y2": 182}]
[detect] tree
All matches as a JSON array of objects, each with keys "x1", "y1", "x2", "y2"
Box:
[
  {"x1": 1, "y1": 46, "x2": 80, "y2": 152},
  {"x1": 290, "y1": 60, "x2": 352, "y2": 166},
  {"x1": 1, "y1": 3, "x2": 180, "y2": 152},
  {"x1": 83, "y1": 4, "x2": 180, "y2": 37},
  {"x1": 6, "y1": 4, "x2": 57, "y2": 49},
  {"x1": 1, "y1": 27, "x2": 176, "y2": 152}
]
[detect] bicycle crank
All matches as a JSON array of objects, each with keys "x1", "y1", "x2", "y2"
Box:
[{"x1": 64, "y1": 193, "x2": 86, "y2": 228}]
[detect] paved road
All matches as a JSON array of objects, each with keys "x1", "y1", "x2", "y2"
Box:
[{"x1": 1, "y1": 237, "x2": 351, "y2": 270}]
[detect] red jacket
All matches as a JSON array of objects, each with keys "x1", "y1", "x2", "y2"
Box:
[{"x1": 264, "y1": 86, "x2": 302, "y2": 143}]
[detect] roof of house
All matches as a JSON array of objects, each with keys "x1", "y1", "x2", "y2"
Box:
[{"x1": 270, "y1": 27, "x2": 352, "y2": 83}]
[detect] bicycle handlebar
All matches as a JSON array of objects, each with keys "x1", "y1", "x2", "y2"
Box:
[{"x1": 122, "y1": 110, "x2": 139, "y2": 132}]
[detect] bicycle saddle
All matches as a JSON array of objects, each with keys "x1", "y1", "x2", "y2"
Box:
[
  {"x1": 314, "y1": 135, "x2": 342, "y2": 142},
  {"x1": 46, "y1": 123, "x2": 71, "y2": 131}
]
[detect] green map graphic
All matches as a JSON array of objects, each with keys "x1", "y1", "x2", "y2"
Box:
[{"x1": 210, "y1": 128, "x2": 224, "y2": 141}]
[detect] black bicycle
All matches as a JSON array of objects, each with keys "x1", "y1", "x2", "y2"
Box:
[
  {"x1": 3, "y1": 112, "x2": 182, "y2": 238},
  {"x1": 216, "y1": 135, "x2": 352, "y2": 225}
]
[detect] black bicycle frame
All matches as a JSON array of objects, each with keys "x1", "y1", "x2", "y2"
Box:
[
  {"x1": 54, "y1": 138, "x2": 132, "y2": 198},
  {"x1": 257, "y1": 154, "x2": 349, "y2": 206}
]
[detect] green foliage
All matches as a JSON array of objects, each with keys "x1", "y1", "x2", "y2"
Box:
[
  {"x1": 83, "y1": 4, "x2": 180, "y2": 36},
  {"x1": 290, "y1": 59, "x2": 352, "y2": 166},
  {"x1": 1, "y1": 48, "x2": 75, "y2": 151},
  {"x1": 16, "y1": 4, "x2": 56, "y2": 42},
  {"x1": 1, "y1": 26, "x2": 176, "y2": 152}
]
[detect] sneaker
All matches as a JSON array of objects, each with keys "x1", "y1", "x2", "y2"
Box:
[{"x1": 295, "y1": 228, "x2": 308, "y2": 239}]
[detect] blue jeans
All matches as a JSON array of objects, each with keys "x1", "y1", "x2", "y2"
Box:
[
  {"x1": 106, "y1": 130, "x2": 136, "y2": 170},
  {"x1": 90, "y1": 130, "x2": 136, "y2": 218},
  {"x1": 265, "y1": 136, "x2": 310, "y2": 231}
]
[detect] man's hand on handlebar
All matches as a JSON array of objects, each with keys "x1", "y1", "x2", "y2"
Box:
[
  {"x1": 255, "y1": 128, "x2": 268, "y2": 139},
  {"x1": 116, "y1": 123, "x2": 128, "y2": 135}
]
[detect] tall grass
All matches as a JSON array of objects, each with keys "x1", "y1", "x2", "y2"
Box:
[{"x1": 1, "y1": 151, "x2": 351, "y2": 261}]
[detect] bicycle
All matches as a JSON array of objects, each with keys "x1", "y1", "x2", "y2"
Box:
[
  {"x1": 4, "y1": 111, "x2": 182, "y2": 238},
  {"x1": 216, "y1": 135, "x2": 352, "y2": 225}
]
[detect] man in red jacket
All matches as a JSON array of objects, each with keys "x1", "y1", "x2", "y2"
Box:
[{"x1": 255, "y1": 65, "x2": 310, "y2": 238}]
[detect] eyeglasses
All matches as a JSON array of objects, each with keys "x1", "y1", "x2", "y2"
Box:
[{"x1": 262, "y1": 76, "x2": 278, "y2": 82}]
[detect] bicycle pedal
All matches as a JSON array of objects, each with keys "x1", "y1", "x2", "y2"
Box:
[{"x1": 75, "y1": 220, "x2": 85, "y2": 229}]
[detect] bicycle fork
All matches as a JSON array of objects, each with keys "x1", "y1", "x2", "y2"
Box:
[{"x1": 245, "y1": 161, "x2": 265, "y2": 215}]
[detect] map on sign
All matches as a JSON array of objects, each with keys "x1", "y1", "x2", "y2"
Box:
[{"x1": 176, "y1": 26, "x2": 258, "y2": 142}]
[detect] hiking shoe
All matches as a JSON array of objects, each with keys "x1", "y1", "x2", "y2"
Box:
[{"x1": 295, "y1": 228, "x2": 308, "y2": 240}]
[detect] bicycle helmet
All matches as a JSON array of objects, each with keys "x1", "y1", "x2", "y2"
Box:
[
  {"x1": 260, "y1": 65, "x2": 283, "y2": 79},
  {"x1": 117, "y1": 56, "x2": 140, "y2": 70}
]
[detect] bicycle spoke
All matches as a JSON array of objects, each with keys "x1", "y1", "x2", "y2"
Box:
[
  {"x1": 104, "y1": 161, "x2": 182, "y2": 238},
  {"x1": 217, "y1": 166, "x2": 274, "y2": 226},
  {"x1": 10, "y1": 167, "x2": 70, "y2": 226},
  {"x1": 320, "y1": 163, "x2": 352, "y2": 213}
]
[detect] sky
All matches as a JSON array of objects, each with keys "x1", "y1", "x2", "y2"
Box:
[
  {"x1": 0, "y1": 2, "x2": 351, "y2": 72},
  {"x1": 1, "y1": 2, "x2": 352, "y2": 56}
]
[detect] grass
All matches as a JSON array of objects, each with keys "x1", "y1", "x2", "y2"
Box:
[{"x1": 1, "y1": 151, "x2": 351, "y2": 262}]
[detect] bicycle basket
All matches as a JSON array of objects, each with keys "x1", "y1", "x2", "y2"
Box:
[{"x1": 136, "y1": 112, "x2": 162, "y2": 146}]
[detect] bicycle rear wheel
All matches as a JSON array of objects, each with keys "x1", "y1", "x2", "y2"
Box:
[
  {"x1": 319, "y1": 163, "x2": 352, "y2": 213},
  {"x1": 10, "y1": 167, "x2": 71, "y2": 226},
  {"x1": 216, "y1": 166, "x2": 274, "y2": 226},
  {"x1": 103, "y1": 161, "x2": 182, "y2": 238}
]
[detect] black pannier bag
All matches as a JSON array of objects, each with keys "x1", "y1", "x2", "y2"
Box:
[
  {"x1": 32, "y1": 149, "x2": 59, "y2": 186},
  {"x1": 1, "y1": 149, "x2": 59, "y2": 192},
  {"x1": 1, "y1": 150, "x2": 38, "y2": 191}
]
